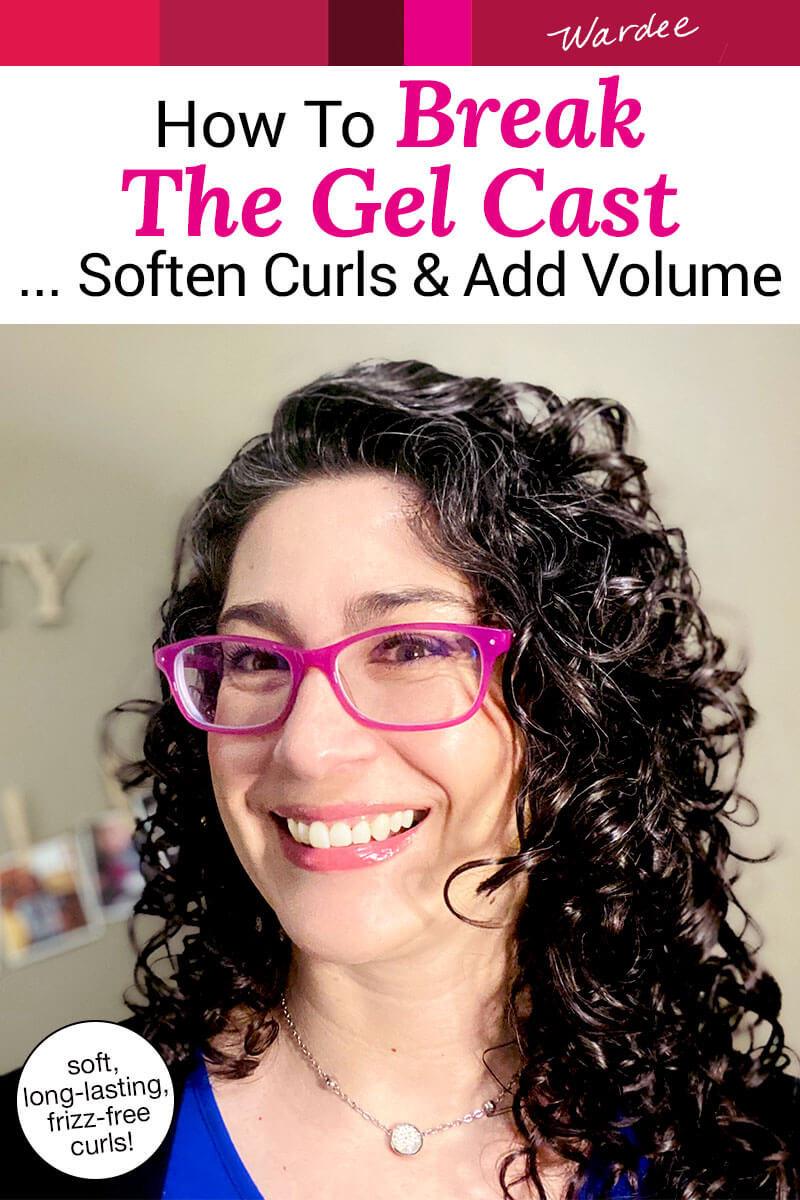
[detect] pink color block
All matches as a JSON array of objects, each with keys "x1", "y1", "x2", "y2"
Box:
[
  {"x1": 3, "y1": 0, "x2": 157, "y2": 64},
  {"x1": 404, "y1": 0, "x2": 471, "y2": 65}
]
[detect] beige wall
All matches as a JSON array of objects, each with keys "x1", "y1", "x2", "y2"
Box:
[{"x1": 1, "y1": 325, "x2": 798, "y2": 1073}]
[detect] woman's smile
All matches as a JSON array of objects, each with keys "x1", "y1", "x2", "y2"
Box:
[{"x1": 271, "y1": 806, "x2": 430, "y2": 872}]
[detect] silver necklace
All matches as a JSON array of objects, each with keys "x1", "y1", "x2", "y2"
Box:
[{"x1": 279, "y1": 994, "x2": 510, "y2": 1157}]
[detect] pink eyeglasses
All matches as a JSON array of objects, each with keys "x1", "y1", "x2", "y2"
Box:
[{"x1": 154, "y1": 623, "x2": 513, "y2": 734}]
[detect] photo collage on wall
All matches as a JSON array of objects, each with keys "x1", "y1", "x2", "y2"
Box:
[{"x1": 0, "y1": 811, "x2": 143, "y2": 970}]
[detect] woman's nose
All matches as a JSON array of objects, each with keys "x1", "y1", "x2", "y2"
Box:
[{"x1": 269, "y1": 666, "x2": 381, "y2": 778}]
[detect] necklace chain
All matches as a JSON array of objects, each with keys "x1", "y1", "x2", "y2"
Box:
[{"x1": 279, "y1": 994, "x2": 510, "y2": 1154}]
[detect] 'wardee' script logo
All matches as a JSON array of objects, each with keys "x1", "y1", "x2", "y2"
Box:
[{"x1": 547, "y1": 13, "x2": 700, "y2": 52}]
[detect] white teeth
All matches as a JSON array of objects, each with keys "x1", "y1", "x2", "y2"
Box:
[
  {"x1": 370, "y1": 813, "x2": 391, "y2": 841},
  {"x1": 351, "y1": 820, "x2": 372, "y2": 845},
  {"x1": 308, "y1": 821, "x2": 331, "y2": 849},
  {"x1": 283, "y1": 809, "x2": 422, "y2": 847},
  {"x1": 328, "y1": 822, "x2": 353, "y2": 847},
  {"x1": 288, "y1": 817, "x2": 312, "y2": 845}
]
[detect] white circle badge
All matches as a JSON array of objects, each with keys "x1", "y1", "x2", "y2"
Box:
[{"x1": 17, "y1": 1021, "x2": 174, "y2": 1179}]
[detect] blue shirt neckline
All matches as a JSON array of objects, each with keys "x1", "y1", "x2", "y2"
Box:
[{"x1": 164, "y1": 1054, "x2": 642, "y2": 1199}]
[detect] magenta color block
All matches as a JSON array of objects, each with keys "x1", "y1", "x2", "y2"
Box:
[
  {"x1": 404, "y1": 0, "x2": 471, "y2": 65},
  {"x1": 3, "y1": 0, "x2": 158, "y2": 64}
]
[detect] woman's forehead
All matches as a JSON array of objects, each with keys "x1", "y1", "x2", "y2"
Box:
[{"x1": 223, "y1": 474, "x2": 476, "y2": 629}]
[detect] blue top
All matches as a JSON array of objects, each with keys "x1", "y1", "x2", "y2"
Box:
[
  {"x1": 163, "y1": 1056, "x2": 261, "y2": 1199},
  {"x1": 163, "y1": 1057, "x2": 644, "y2": 1199}
]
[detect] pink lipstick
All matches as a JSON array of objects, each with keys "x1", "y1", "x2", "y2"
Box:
[{"x1": 274, "y1": 813, "x2": 427, "y2": 872}]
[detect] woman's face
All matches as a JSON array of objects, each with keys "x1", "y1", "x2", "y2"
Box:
[{"x1": 208, "y1": 473, "x2": 522, "y2": 965}]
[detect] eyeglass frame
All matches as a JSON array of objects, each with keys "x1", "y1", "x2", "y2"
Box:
[{"x1": 154, "y1": 622, "x2": 514, "y2": 735}]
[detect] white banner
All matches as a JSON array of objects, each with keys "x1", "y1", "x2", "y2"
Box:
[{"x1": 0, "y1": 65, "x2": 796, "y2": 322}]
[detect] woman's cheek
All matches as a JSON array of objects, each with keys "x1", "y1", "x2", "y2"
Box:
[
  {"x1": 208, "y1": 736, "x2": 276, "y2": 812},
  {"x1": 208, "y1": 745, "x2": 272, "y2": 866}
]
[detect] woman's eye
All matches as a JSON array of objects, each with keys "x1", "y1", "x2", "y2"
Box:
[
  {"x1": 224, "y1": 646, "x2": 287, "y2": 672},
  {"x1": 372, "y1": 635, "x2": 450, "y2": 663}
]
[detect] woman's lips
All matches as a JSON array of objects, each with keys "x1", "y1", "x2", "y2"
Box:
[{"x1": 273, "y1": 811, "x2": 428, "y2": 872}]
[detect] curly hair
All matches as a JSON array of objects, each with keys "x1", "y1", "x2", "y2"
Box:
[{"x1": 118, "y1": 359, "x2": 796, "y2": 1199}]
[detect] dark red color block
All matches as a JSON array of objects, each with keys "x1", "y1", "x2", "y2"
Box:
[
  {"x1": 472, "y1": 0, "x2": 800, "y2": 65},
  {"x1": 161, "y1": 0, "x2": 328, "y2": 65},
  {"x1": 3, "y1": 0, "x2": 157, "y2": 64},
  {"x1": 329, "y1": 0, "x2": 403, "y2": 65}
]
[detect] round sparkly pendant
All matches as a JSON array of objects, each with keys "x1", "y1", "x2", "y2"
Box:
[{"x1": 389, "y1": 1123, "x2": 424, "y2": 1155}]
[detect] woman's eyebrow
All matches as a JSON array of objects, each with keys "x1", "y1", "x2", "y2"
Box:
[
  {"x1": 218, "y1": 589, "x2": 473, "y2": 641},
  {"x1": 342, "y1": 588, "x2": 474, "y2": 628},
  {"x1": 217, "y1": 601, "x2": 300, "y2": 642}
]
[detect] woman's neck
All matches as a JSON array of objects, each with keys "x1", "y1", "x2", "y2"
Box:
[{"x1": 282, "y1": 926, "x2": 521, "y2": 1125}]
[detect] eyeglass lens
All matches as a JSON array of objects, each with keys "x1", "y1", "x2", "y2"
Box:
[{"x1": 175, "y1": 628, "x2": 484, "y2": 730}]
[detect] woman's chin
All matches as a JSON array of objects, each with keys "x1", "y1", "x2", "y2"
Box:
[
  {"x1": 267, "y1": 876, "x2": 441, "y2": 967},
  {"x1": 277, "y1": 916, "x2": 427, "y2": 967}
]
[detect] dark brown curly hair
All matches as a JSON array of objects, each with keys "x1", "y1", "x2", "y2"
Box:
[{"x1": 117, "y1": 360, "x2": 797, "y2": 1199}]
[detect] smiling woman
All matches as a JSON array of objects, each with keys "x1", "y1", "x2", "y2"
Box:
[
  {"x1": 184, "y1": 474, "x2": 522, "y2": 974},
  {"x1": 107, "y1": 361, "x2": 796, "y2": 1199}
]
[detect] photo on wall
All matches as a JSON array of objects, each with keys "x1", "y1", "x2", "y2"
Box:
[
  {"x1": 0, "y1": 833, "x2": 102, "y2": 968},
  {"x1": 81, "y1": 811, "x2": 143, "y2": 919}
]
